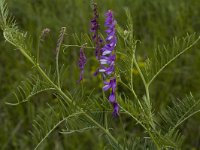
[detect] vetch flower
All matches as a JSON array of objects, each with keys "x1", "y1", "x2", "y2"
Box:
[
  {"x1": 101, "y1": 44, "x2": 113, "y2": 55},
  {"x1": 91, "y1": 7, "x2": 119, "y2": 117},
  {"x1": 99, "y1": 65, "x2": 114, "y2": 75},
  {"x1": 78, "y1": 45, "x2": 87, "y2": 83},
  {"x1": 99, "y1": 10, "x2": 119, "y2": 117},
  {"x1": 100, "y1": 10, "x2": 117, "y2": 76},
  {"x1": 103, "y1": 78, "x2": 116, "y2": 91},
  {"x1": 99, "y1": 54, "x2": 116, "y2": 65}
]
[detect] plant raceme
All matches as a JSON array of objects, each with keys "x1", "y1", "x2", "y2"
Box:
[
  {"x1": 90, "y1": 4, "x2": 119, "y2": 117},
  {"x1": 2, "y1": 0, "x2": 200, "y2": 149}
]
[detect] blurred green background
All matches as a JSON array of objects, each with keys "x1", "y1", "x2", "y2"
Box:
[{"x1": 1, "y1": 0, "x2": 200, "y2": 149}]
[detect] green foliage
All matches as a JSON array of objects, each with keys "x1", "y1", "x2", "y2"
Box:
[
  {"x1": 31, "y1": 102, "x2": 83, "y2": 150},
  {"x1": 160, "y1": 94, "x2": 200, "y2": 134},
  {"x1": 5, "y1": 74, "x2": 55, "y2": 105},
  {"x1": 116, "y1": 7, "x2": 200, "y2": 149},
  {"x1": 1, "y1": 0, "x2": 200, "y2": 150},
  {"x1": 144, "y1": 34, "x2": 200, "y2": 86}
]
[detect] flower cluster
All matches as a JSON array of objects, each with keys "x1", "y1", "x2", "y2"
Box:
[
  {"x1": 78, "y1": 45, "x2": 87, "y2": 83},
  {"x1": 100, "y1": 10, "x2": 119, "y2": 117},
  {"x1": 90, "y1": 3, "x2": 103, "y2": 59},
  {"x1": 90, "y1": 4, "x2": 119, "y2": 116}
]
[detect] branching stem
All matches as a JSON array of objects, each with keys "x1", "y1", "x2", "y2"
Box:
[
  {"x1": 147, "y1": 36, "x2": 200, "y2": 87},
  {"x1": 4, "y1": 30, "x2": 122, "y2": 148}
]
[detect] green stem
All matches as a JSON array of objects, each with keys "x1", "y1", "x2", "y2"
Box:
[
  {"x1": 84, "y1": 113, "x2": 123, "y2": 149},
  {"x1": 122, "y1": 106, "x2": 161, "y2": 149},
  {"x1": 56, "y1": 47, "x2": 60, "y2": 88},
  {"x1": 119, "y1": 80, "x2": 145, "y2": 114},
  {"x1": 133, "y1": 57, "x2": 154, "y2": 128},
  {"x1": 36, "y1": 65, "x2": 71, "y2": 102},
  {"x1": 148, "y1": 131, "x2": 161, "y2": 150},
  {"x1": 36, "y1": 37, "x2": 40, "y2": 64},
  {"x1": 119, "y1": 80, "x2": 138, "y2": 99},
  {"x1": 55, "y1": 27, "x2": 66, "y2": 88},
  {"x1": 133, "y1": 57, "x2": 147, "y2": 93},
  {"x1": 63, "y1": 44, "x2": 94, "y2": 49},
  {"x1": 130, "y1": 48, "x2": 134, "y2": 90},
  {"x1": 147, "y1": 36, "x2": 200, "y2": 87}
]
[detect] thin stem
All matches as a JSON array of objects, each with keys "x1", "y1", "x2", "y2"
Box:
[
  {"x1": 147, "y1": 36, "x2": 200, "y2": 87},
  {"x1": 122, "y1": 106, "x2": 160, "y2": 149},
  {"x1": 34, "y1": 112, "x2": 84, "y2": 150},
  {"x1": 119, "y1": 80, "x2": 145, "y2": 114},
  {"x1": 3, "y1": 32, "x2": 35, "y2": 65},
  {"x1": 63, "y1": 44, "x2": 95, "y2": 49},
  {"x1": 119, "y1": 80, "x2": 138, "y2": 99},
  {"x1": 119, "y1": 114, "x2": 126, "y2": 140},
  {"x1": 120, "y1": 106, "x2": 147, "y2": 130},
  {"x1": 132, "y1": 55, "x2": 150, "y2": 114},
  {"x1": 133, "y1": 56, "x2": 154, "y2": 128},
  {"x1": 148, "y1": 130, "x2": 161, "y2": 149},
  {"x1": 56, "y1": 27, "x2": 66, "y2": 88},
  {"x1": 130, "y1": 47, "x2": 134, "y2": 90},
  {"x1": 104, "y1": 110, "x2": 108, "y2": 130},
  {"x1": 36, "y1": 65, "x2": 72, "y2": 102},
  {"x1": 102, "y1": 88, "x2": 108, "y2": 130},
  {"x1": 56, "y1": 49, "x2": 60, "y2": 88},
  {"x1": 133, "y1": 56, "x2": 148, "y2": 97},
  {"x1": 133, "y1": 57, "x2": 147, "y2": 91},
  {"x1": 36, "y1": 37, "x2": 40, "y2": 64},
  {"x1": 84, "y1": 113, "x2": 123, "y2": 149}
]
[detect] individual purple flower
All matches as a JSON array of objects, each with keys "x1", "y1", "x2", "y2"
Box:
[
  {"x1": 78, "y1": 45, "x2": 87, "y2": 83},
  {"x1": 103, "y1": 78, "x2": 116, "y2": 92},
  {"x1": 99, "y1": 65, "x2": 114, "y2": 75},
  {"x1": 100, "y1": 54, "x2": 116, "y2": 65}
]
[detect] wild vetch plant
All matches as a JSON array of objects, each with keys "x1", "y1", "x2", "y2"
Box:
[{"x1": 1, "y1": 0, "x2": 200, "y2": 149}]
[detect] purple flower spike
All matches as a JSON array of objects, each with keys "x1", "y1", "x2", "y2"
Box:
[
  {"x1": 78, "y1": 46, "x2": 87, "y2": 83},
  {"x1": 101, "y1": 10, "x2": 117, "y2": 57},
  {"x1": 100, "y1": 10, "x2": 117, "y2": 76},
  {"x1": 90, "y1": 7, "x2": 119, "y2": 116},
  {"x1": 99, "y1": 10, "x2": 119, "y2": 117},
  {"x1": 90, "y1": 3, "x2": 103, "y2": 59}
]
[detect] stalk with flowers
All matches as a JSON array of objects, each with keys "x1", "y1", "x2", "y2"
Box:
[
  {"x1": 1, "y1": 0, "x2": 200, "y2": 149},
  {"x1": 91, "y1": 7, "x2": 119, "y2": 117}
]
